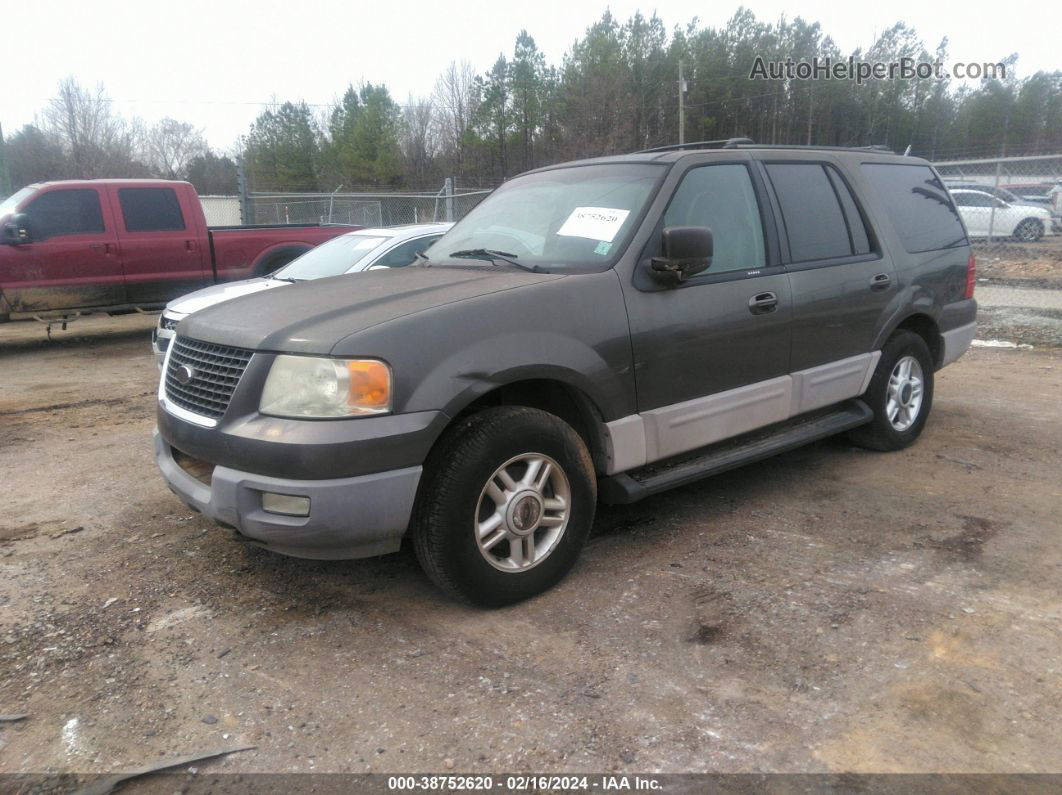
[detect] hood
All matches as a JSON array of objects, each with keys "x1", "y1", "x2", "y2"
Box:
[
  {"x1": 166, "y1": 277, "x2": 285, "y2": 316},
  {"x1": 179, "y1": 265, "x2": 563, "y2": 354}
]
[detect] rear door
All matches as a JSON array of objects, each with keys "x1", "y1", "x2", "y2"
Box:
[
  {"x1": 0, "y1": 186, "x2": 123, "y2": 312},
  {"x1": 106, "y1": 185, "x2": 209, "y2": 304},
  {"x1": 761, "y1": 159, "x2": 895, "y2": 411}
]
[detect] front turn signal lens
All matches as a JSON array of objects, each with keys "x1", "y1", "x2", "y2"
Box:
[{"x1": 346, "y1": 360, "x2": 391, "y2": 411}]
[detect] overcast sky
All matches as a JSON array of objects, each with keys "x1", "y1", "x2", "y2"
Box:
[{"x1": 3, "y1": 0, "x2": 1055, "y2": 151}]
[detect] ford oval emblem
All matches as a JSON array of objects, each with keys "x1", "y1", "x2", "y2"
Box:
[{"x1": 174, "y1": 364, "x2": 196, "y2": 385}]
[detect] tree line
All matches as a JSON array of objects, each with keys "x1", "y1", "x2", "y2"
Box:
[{"x1": 4, "y1": 8, "x2": 1060, "y2": 197}]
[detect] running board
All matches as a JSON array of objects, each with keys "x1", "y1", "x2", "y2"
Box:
[{"x1": 598, "y1": 400, "x2": 873, "y2": 504}]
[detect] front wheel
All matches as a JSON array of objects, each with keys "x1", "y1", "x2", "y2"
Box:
[
  {"x1": 1013, "y1": 218, "x2": 1044, "y2": 242},
  {"x1": 847, "y1": 330, "x2": 935, "y2": 452},
  {"x1": 411, "y1": 406, "x2": 597, "y2": 606}
]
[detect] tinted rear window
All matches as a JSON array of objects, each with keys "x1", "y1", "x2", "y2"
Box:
[
  {"x1": 118, "y1": 188, "x2": 186, "y2": 232},
  {"x1": 861, "y1": 164, "x2": 966, "y2": 253}
]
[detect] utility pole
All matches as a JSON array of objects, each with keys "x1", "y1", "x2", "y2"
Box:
[
  {"x1": 236, "y1": 155, "x2": 252, "y2": 226},
  {"x1": 678, "y1": 61, "x2": 686, "y2": 145},
  {"x1": 0, "y1": 121, "x2": 11, "y2": 198}
]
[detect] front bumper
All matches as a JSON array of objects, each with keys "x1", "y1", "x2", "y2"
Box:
[{"x1": 154, "y1": 429, "x2": 422, "y2": 559}]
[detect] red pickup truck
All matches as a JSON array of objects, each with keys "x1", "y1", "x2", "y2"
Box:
[{"x1": 0, "y1": 179, "x2": 356, "y2": 321}]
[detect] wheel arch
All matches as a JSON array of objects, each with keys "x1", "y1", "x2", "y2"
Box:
[
  {"x1": 887, "y1": 312, "x2": 943, "y2": 368},
  {"x1": 441, "y1": 377, "x2": 611, "y2": 475},
  {"x1": 250, "y1": 243, "x2": 311, "y2": 276}
]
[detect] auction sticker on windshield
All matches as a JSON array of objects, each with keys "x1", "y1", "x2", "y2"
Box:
[{"x1": 557, "y1": 207, "x2": 631, "y2": 242}]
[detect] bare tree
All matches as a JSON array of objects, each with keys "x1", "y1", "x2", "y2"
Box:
[
  {"x1": 400, "y1": 96, "x2": 436, "y2": 185},
  {"x1": 145, "y1": 118, "x2": 208, "y2": 179},
  {"x1": 40, "y1": 76, "x2": 144, "y2": 178},
  {"x1": 432, "y1": 61, "x2": 479, "y2": 174}
]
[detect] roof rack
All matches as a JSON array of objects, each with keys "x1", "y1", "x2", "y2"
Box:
[
  {"x1": 638, "y1": 138, "x2": 754, "y2": 153},
  {"x1": 638, "y1": 139, "x2": 897, "y2": 155},
  {"x1": 725, "y1": 142, "x2": 895, "y2": 153}
]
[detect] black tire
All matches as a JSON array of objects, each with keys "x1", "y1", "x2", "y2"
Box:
[
  {"x1": 847, "y1": 330, "x2": 935, "y2": 452},
  {"x1": 1013, "y1": 218, "x2": 1044, "y2": 242},
  {"x1": 411, "y1": 406, "x2": 597, "y2": 606}
]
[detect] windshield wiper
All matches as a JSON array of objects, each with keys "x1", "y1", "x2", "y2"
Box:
[
  {"x1": 449, "y1": 248, "x2": 540, "y2": 273},
  {"x1": 270, "y1": 276, "x2": 302, "y2": 283}
]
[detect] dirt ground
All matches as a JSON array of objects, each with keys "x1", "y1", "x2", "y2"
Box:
[
  {"x1": 1, "y1": 314, "x2": 1061, "y2": 784},
  {"x1": 974, "y1": 235, "x2": 1062, "y2": 289}
]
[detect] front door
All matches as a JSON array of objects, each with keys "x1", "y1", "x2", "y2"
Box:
[
  {"x1": 0, "y1": 186, "x2": 123, "y2": 313},
  {"x1": 620, "y1": 160, "x2": 792, "y2": 462}
]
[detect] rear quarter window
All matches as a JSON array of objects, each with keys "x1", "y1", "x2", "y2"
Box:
[{"x1": 860, "y1": 164, "x2": 967, "y2": 253}]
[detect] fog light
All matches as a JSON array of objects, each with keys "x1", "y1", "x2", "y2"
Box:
[{"x1": 261, "y1": 492, "x2": 310, "y2": 517}]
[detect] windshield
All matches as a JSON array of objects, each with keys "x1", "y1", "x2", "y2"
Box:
[
  {"x1": 434, "y1": 163, "x2": 664, "y2": 271},
  {"x1": 0, "y1": 186, "x2": 36, "y2": 217},
  {"x1": 273, "y1": 233, "x2": 388, "y2": 280}
]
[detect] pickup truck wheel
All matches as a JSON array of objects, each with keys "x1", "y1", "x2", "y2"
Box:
[
  {"x1": 411, "y1": 406, "x2": 596, "y2": 606},
  {"x1": 847, "y1": 330, "x2": 934, "y2": 452}
]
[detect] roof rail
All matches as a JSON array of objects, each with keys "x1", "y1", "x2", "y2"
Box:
[
  {"x1": 637, "y1": 137, "x2": 754, "y2": 154},
  {"x1": 725, "y1": 142, "x2": 896, "y2": 154}
]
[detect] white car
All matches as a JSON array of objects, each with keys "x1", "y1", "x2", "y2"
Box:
[
  {"x1": 950, "y1": 189, "x2": 1054, "y2": 241},
  {"x1": 152, "y1": 223, "x2": 451, "y2": 366}
]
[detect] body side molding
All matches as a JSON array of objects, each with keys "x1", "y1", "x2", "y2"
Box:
[{"x1": 603, "y1": 352, "x2": 880, "y2": 475}]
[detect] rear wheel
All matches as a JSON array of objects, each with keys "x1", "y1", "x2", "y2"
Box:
[
  {"x1": 1013, "y1": 218, "x2": 1044, "y2": 242},
  {"x1": 411, "y1": 406, "x2": 596, "y2": 606},
  {"x1": 847, "y1": 330, "x2": 935, "y2": 452}
]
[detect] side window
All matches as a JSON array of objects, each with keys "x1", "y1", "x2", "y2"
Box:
[
  {"x1": 860, "y1": 164, "x2": 966, "y2": 253},
  {"x1": 968, "y1": 193, "x2": 996, "y2": 207},
  {"x1": 951, "y1": 192, "x2": 974, "y2": 207},
  {"x1": 663, "y1": 164, "x2": 766, "y2": 274},
  {"x1": 825, "y1": 165, "x2": 871, "y2": 255},
  {"x1": 117, "y1": 188, "x2": 185, "y2": 232},
  {"x1": 765, "y1": 163, "x2": 852, "y2": 262},
  {"x1": 373, "y1": 236, "x2": 441, "y2": 268},
  {"x1": 23, "y1": 189, "x2": 105, "y2": 241}
]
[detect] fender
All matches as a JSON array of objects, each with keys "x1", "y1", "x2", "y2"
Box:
[{"x1": 871, "y1": 282, "x2": 941, "y2": 353}]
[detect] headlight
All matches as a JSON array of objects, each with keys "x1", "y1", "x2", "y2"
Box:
[{"x1": 259, "y1": 355, "x2": 392, "y2": 418}]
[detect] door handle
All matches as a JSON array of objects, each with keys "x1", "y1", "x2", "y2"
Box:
[
  {"x1": 89, "y1": 243, "x2": 115, "y2": 255},
  {"x1": 748, "y1": 291, "x2": 778, "y2": 315},
  {"x1": 870, "y1": 273, "x2": 892, "y2": 290},
  {"x1": 185, "y1": 240, "x2": 197, "y2": 252}
]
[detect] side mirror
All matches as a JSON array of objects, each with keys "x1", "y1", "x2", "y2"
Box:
[
  {"x1": 650, "y1": 226, "x2": 713, "y2": 284},
  {"x1": 2, "y1": 214, "x2": 32, "y2": 245}
]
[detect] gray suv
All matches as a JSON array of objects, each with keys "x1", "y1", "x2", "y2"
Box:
[{"x1": 154, "y1": 142, "x2": 977, "y2": 605}]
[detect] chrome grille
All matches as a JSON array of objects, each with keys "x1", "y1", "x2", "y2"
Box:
[{"x1": 165, "y1": 336, "x2": 253, "y2": 420}]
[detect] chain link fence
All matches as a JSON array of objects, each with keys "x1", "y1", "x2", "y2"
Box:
[
  {"x1": 198, "y1": 195, "x2": 242, "y2": 226},
  {"x1": 933, "y1": 154, "x2": 1062, "y2": 347},
  {"x1": 200, "y1": 184, "x2": 493, "y2": 227},
  {"x1": 245, "y1": 181, "x2": 492, "y2": 227}
]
